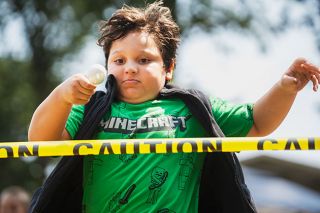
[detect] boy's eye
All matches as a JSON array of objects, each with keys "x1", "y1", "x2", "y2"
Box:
[
  {"x1": 139, "y1": 58, "x2": 150, "y2": 64},
  {"x1": 114, "y1": 58, "x2": 124, "y2": 64}
]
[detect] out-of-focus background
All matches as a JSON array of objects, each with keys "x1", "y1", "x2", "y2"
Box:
[{"x1": 0, "y1": 0, "x2": 319, "y2": 212}]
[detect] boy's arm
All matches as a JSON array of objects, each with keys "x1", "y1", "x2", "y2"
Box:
[
  {"x1": 247, "y1": 58, "x2": 320, "y2": 137},
  {"x1": 28, "y1": 74, "x2": 96, "y2": 141}
]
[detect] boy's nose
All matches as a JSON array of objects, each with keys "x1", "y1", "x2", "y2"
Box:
[{"x1": 124, "y1": 61, "x2": 138, "y2": 74}]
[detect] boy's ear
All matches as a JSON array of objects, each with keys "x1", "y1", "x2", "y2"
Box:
[{"x1": 165, "y1": 60, "x2": 175, "y2": 81}]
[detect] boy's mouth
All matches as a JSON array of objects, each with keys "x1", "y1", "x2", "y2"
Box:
[{"x1": 122, "y1": 79, "x2": 140, "y2": 84}]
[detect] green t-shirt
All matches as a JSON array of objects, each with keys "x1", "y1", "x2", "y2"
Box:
[{"x1": 66, "y1": 97, "x2": 253, "y2": 213}]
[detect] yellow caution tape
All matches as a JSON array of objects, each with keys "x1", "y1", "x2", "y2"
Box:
[{"x1": 0, "y1": 137, "x2": 319, "y2": 158}]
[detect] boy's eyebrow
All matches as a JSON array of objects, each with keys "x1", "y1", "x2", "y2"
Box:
[{"x1": 109, "y1": 50, "x2": 122, "y2": 56}]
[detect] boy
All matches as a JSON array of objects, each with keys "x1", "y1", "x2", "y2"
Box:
[{"x1": 28, "y1": 1, "x2": 320, "y2": 213}]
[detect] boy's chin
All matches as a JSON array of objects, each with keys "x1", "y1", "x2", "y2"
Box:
[{"x1": 119, "y1": 93, "x2": 156, "y2": 104}]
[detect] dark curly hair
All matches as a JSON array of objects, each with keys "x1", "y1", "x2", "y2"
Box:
[{"x1": 97, "y1": 1, "x2": 180, "y2": 71}]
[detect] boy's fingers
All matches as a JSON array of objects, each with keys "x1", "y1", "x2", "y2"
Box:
[
  {"x1": 77, "y1": 81, "x2": 96, "y2": 96},
  {"x1": 314, "y1": 72, "x2": 320, "y2": 85},
  {"x1": 301, "y1": 63, "x2": 320, "y2": 88},
  {"x1": 80, "y1": 81, "x2": 96, "y2": 90},
  {"x1": 78, "y1": 75, "x2": 97, "y2": 90},
  {"x1": 311, "y1": 75, "x2": 319, "y2": 92},
  {"x1": 294, "y1": 57, "x2": 307, "y2": 65},
  {"x1": 301, "y1": 63, "x2": 320, "y2": 75},
  {"x1": 73, "y1": 91, "x2": 92, "y2": 103}
]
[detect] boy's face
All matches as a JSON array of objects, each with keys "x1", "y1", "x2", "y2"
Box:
[{"x1": 108, "y1": 31, "x2": 173, "y2": 104}]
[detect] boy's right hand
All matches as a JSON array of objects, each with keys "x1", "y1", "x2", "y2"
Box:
[{"x1": 58, "y1": 74, "x2": 97, "y2": 105}]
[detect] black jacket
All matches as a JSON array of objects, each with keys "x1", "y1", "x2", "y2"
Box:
[{"x1": 29, "y1": 75, "x2": 257, "y2": 213}]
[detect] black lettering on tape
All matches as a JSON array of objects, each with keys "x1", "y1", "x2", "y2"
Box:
[
  {"x1": 177, "y1": 140, "x2": 198, "y2": 152},
  {"x1": 18, "y1": 145, "x2": 39, "y2": 157},
  {"x1": 202, "y1": 140, "x2": 222, "y2": 152},
  {"x1": 134, "y1": 142, "x2": 140, "y2": 154},
  {"x1": 285, "y1": 138, "x2": 301, "y2": 150},
  {"x1": 144, "y1": 141, "x2": 162, "y2": 153},
  {"x1": 99, "y1": 143, "x2": 114, "y2": 154},
  {"x1": 120, "y1": 142, "x2": 127, "y2": 154},
  {"x1": 308, "y1": 138, "x2": 315, "y2": 150},
  {"x1": 0, "y1": 146, "x2": 14, "y2": 157},
  {"x1": 73, "y1": 143, "x2": 93, "y2": 155},
  {"x1": 258, "y1": 139, "x2": 278, "y2": 150},
  {"x1": 166, "y1": 141, "x2": 172, "y2": 153}
]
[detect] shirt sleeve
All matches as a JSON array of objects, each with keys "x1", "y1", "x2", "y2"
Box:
[
  {"x1": 65, "y1": 105, "x2": 85, "y2": 139},
  {"x1": 210, "y1": 97, "x2": 254, "y2": 137}
]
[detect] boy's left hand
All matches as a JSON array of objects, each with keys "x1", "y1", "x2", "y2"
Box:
[{"x1": 280, "y1": 58, "x2": 320, "y2": 93}]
